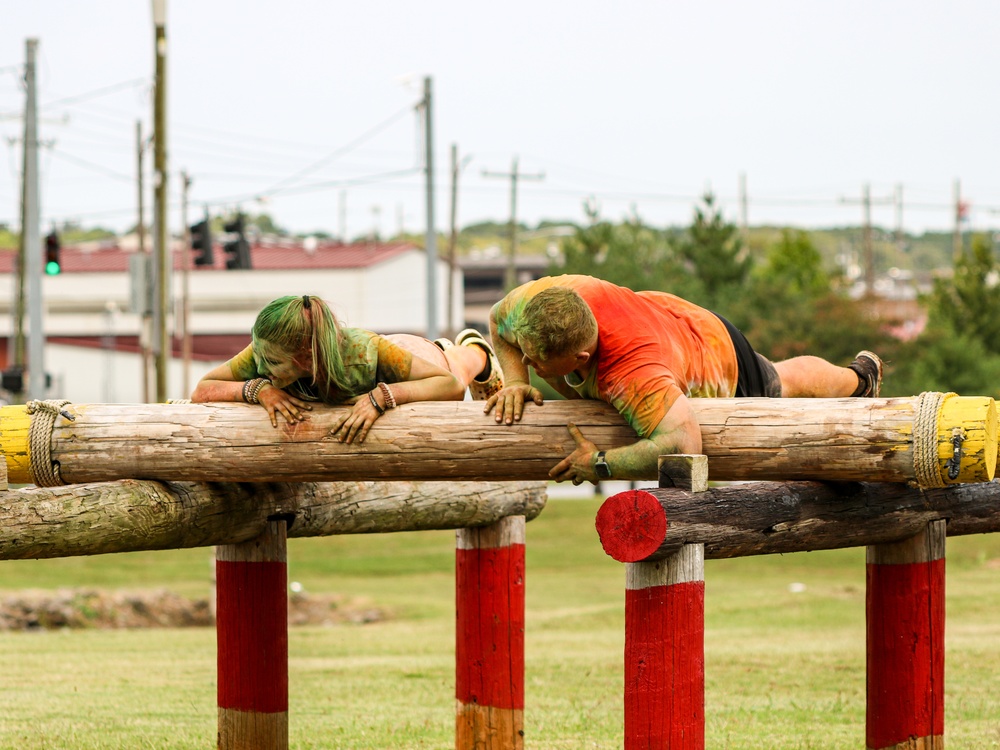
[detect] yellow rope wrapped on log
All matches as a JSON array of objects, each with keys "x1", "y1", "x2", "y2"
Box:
[
  {"x1": 911, "y1": 391, "x2": 981, "y2": 490},
  {"x1": 25, "y1": 399, "x2": 74, "y2": 487}
]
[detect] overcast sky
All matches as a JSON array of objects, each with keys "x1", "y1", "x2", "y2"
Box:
[{"x1": 2, "y1": 1, "x2": 998, "y2": 239}]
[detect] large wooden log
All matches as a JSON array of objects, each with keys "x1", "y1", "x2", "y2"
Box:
[
  {"x1": 596, "y1": 479, "x2": 1000, "y2": 562},
  {"x1": 0, "y1": 479, "x2": 546, "y2": 560},
  {"x1": 0, "y1": 394, "x2": 994, "y2": 485}
]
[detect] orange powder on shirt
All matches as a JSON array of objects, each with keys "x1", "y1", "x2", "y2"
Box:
[{"x1": 495, "y1": 275, "x2": 738, "y2": 437}]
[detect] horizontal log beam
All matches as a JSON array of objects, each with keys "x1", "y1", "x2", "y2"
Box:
[
  {"x1": 596, "y1": 480, "x2": 1000, "y2": 563},
  {"x1": 0, "y1": 394, "x2": 994, "y2": 485},
  {"x1": 0, "y1": 479, "x2": 547, "y2": 561}
]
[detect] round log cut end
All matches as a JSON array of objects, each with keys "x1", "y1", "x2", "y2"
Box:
[
  {"x1": 596, "y1": 490, "x2": 668, "y2": 563},
  {"x1": 939, "y1": 395, "x2": 997, "y2": 484}
]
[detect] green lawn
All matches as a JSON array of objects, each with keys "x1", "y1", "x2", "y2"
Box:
[{"x1": 1, "y1": 492, "x2": 999, "y2": 749}]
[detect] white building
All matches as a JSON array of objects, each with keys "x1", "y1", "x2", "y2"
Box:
[{"x1": 0, "y1": 238, "x2": 461, "y2": 404}]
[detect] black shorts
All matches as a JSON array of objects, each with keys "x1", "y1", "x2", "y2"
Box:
[{"x1": 712, "y1": 313, "x2": 782, "y2": 398}]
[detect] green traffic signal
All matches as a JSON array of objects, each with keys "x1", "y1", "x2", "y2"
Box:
[{"x1": 44, "y1": 231, "x2": 61, "y2": 274}]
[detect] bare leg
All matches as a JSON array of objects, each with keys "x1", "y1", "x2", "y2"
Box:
[
  {"x1": 383, "y1": 334, "x2": 485, "y2": 389},
  {"x1": 774, "y1": 356, "x2": 860, "y2": 398}
]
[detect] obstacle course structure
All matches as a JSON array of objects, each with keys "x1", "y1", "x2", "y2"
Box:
[
  {"x1": 2, "y1": 394, "x2": 999, "y2": 748},
  {"x1": 0, "y1": 393, "x2": 995, "y2": 485}
]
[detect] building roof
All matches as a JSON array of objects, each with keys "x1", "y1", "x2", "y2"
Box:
[
  {"x1": 48, "y1": 334, "x2": 250, "y2": 361},
  {"x1": 0, "y1": 239, "x2": 421, "y2": 274}
]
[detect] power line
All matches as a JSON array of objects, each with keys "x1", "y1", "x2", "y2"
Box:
[
  {"x1": 40, "y1": 78, "x2": 149, "y2": 109},
  {"x1": 199, "y1": 167, "x2": 421, "y2": 207},
  {"x1": 257, "y1": 105, "x2": 414, "y2": 197},
  {"x1": 47, "y1": 147, "x2": 133, "y2": 183}
]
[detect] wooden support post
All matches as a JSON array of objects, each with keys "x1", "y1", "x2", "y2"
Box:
[
  {"x1": 623, "y1": 456, "x2": 706, "y2": 749},
  {"x1": 866, "y1": 520, "x2": 945, "y2": 750},
  {"x1": 217, "y1": 520, "x2": 289, "y2": 750},
  {"x1": 455, "y1": 515, "x2": 525, "y2": 750}
]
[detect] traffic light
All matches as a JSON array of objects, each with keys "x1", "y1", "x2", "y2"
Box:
[
  {"x1": 1, "y1": 366, "x2": 23, "y2": 394},
  {"x1": 191, "y1": 218, "x2": 213, "y2": 266},
  {"x1": 222, "y1": 214, "x2": 252, "y2": 270},
  {"x1": 44, "y1": 231, "x2": 61, "y2": 275}
]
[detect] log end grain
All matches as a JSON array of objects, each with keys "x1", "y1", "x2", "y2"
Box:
[{"x1": 595, "y1": 490, "x2": 668, "y2": 563}]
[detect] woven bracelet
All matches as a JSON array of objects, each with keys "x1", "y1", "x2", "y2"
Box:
[
  {"x1": 377, "y1": 382, "x2": 396, "y2": 409},
  {"x1": 368, "y1": 390, "x2": 385, "y2": 415}
]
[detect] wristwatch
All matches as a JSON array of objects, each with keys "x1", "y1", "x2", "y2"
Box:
[{"x1": 594, "y1": 450, "x2": 612, "y2": 479}]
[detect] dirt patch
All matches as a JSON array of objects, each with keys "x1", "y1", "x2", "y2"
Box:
[{"x1": 0, "y1": 588, "x2": 388, "y2": 631}]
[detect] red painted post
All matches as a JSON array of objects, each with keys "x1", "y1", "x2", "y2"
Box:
[
  {"x1": 622, "y1": 455, "x2": 707, "y2": 750},
  {"x1": 455, "y1": 515, "x2": 525, "y2": 750},
  {"x1": 866, "y1": 519, "x2": 945, "y2": 750},
  {"x1": 625, "y1": 545, "x2": 705, "y2": 749},
  {"x1": 217, "y1": 520, "x2": 289, "y2": 750}
]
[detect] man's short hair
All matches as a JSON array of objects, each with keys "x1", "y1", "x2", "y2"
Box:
[{"x1": 513, "y1": 286, "x2": 597, "y2": 359}]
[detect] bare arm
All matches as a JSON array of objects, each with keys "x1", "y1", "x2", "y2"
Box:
[
  {"x1": 331, "y1": 352, "x2": 464, "y2": 444},
  {"x1": 191, "y1": 362, "x2": 313, "y2": 428},
  {"x1": 548, "y1": 395, "x2": 703, "y2": 483},
  {"x1": 383, "y1": 354, "x2": 465, "y2": 405},
  {"x1": 190, "y1": 362, "x2": 244, "y2": 403},
  {"x1": 484, "y1": 303, "x2": 544, "y2": 423}
]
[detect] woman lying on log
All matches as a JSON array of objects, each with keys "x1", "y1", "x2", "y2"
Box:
[{"x1": 192, "y1": 294, "x2": 502, "y2": 443}]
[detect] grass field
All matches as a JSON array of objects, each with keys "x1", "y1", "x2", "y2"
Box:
[{"x1": 1, "y1": 491, "x2": 999, "y2": 749}]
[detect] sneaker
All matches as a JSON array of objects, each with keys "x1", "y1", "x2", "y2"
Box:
[
  {"x1": 848, "y1": 350, "x2": 883, "y2": 397},
  {"x1": 455, "y1": 328, "x2": 504, "y2": 401}
]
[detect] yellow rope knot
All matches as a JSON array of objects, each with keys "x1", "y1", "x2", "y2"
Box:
[
  {"x1": 912, "y1": 391, "x2": 956, "y2": 490},
  {"x1": 25, "y1": 399, "x2": 74, "y2": 487}
]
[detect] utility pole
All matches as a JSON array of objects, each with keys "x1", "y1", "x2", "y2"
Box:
[
  {"x1": 446, "y1": 144, "x2": 472, "y2": 338},
  {"x1": 482, "y1": 157, "x2": 545, "y2": 291},
  {"x1": 863, "y1": 183, "x2": 873, "y2": 295},
  {"x1": 953, "y1": 179, "x2": 965, "y2": 264},
  {"x1": 180, "y1": 170, "x2": 191, "y2": 397},
  {"x1": 22, "y1": 39, "x2": 45, "y2": 399},
  {"x1": 420, "y1": 76, "x2": 438, "y2": 340},
  {"x1": 840, "y1": 183, "x2": 894, "y2": 298},
  {"x1": 13, "y1": 65, "x2": 30, "y2": 379},
  {"x1": 738, "y1": 171, "x2": 749, "y2": 246},
  {"x1": 152, "y1": 0, "x2": 169, "y2": 402},
  {"x1": 894, "y1": 183, "x2": 905, "y2": 250},
  {"x1": 136, "y1": 120, "x2": 152, "y2": 402}
]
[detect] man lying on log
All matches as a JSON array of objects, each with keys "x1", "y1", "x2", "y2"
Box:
[{"x1": 485, "y1": 274, "x2": 883, "y2": 485}]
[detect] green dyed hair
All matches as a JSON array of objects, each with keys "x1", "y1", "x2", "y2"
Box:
[
  {"x1": 251, "y1": 295, "x2": 349, "y2": 398},
  {"x1": 513, "y1": 286, "x2": 597, "y2": 359}
]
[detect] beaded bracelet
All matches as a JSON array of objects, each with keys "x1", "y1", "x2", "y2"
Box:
[
  {"x1": 249, "y1": 378, "x2": 272, "y2": 404},
  {"x1": 377, "y1": 382, "x2": 397, "y2": 409},
  {"x1": 368, "y1": 390, "x2": 385, "y2": 415},
  {"x1": 242, "y1": 377, "x2": 271, "y2": 405}
]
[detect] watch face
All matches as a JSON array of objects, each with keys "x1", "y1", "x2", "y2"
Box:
[{"x1": 596, "y1": 457, "x2": 612, "y2": 479}]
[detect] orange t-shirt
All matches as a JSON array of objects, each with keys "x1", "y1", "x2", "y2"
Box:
[{"x1": 493, "y1": 275, "x2": 738, "y2": 437}]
